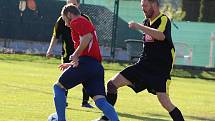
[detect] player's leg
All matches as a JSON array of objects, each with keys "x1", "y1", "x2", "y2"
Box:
[
  {"x1": 53, "y1": 82, "x2": 67, "y2": 121},
  {"x1": 93, "y1": 95, "x2": 119, "y2": 121},
  {"x1": 53, "y1": 65, "x2": 85, "y2": 121},
  {"x1": 82, "y1": 87, "x2": 94, "y2": 108},
  {"x1": 62, "y1": 56, "x2": 70, "y2": 106},
  {"x1": 83, "y1": 57, "x2": 119, "y2": 121},
  {"x1": 155, "y1": 78, "x2": 184, "y2": 121},
  {"x1": 107, "y1": 73, "x2": 132, "y2": 105},
  {"x1": 88, "y1": 79, "x2": 119, "y2": 121},
  {"x1": 156, "y1": 92, "x2": 184, "y2": 121},
  {"x1": 108, "y1": 63, "x2": 147, "y2": 106},
  {"x1": 95, "y1": 73, "x2": 132, "y2": 121},
  {"x1": 99, "y1": 65, "x2": 141, "y2": 121}
]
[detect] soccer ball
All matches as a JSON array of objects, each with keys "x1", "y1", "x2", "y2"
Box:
[{"x1": 48, "y1": 113, "x2": 58, "y2": 121}]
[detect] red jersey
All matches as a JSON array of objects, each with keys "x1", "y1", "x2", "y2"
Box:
[{"x1": 70, "y1": 16, "x2": 102, "y2": 62}]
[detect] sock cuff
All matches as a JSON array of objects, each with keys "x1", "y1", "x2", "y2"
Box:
[
  {"x1": 169, "y1": 107, "x2": 178, "y2": 114},
  {"x1": 54, "y1": 83, "x2": 65, "y2": 91},
  {"x1": 95, "y1": 98, "x2": 106, "y2": 107}
]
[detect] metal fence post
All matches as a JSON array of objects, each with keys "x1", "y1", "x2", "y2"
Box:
[
  {"x1": 209, "y1": 32, "x2": 214, "y2": 67},
  {"x1": 110, "y1": 0, "x2": 119, "y2": 60}
]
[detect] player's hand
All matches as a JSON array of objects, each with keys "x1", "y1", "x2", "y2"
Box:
[
  {"x1": 71, "y1": 60, "x2": 79, "y2": 68},
  {"x1": 69, "y1": 53, "x2": 79, "y2": 67},
  {"x1": 69, "y1": 54, "x2": 78, "y2": 61},
  {"x1": 46, "y1": 50, "x2": 53, "y2": 59},
  {"x1": 128, "y1": 21, "x2": 139, "y2": 30},
  {"x1": 58, "y1": 63, "x2": 72, "y2": 71}
]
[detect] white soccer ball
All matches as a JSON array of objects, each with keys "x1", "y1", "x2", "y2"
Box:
[{"x1": 48, "y1": 113, "x2": 58, "y2": 121}]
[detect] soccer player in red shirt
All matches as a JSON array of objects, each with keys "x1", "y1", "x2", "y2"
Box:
[
  {"x1": 51, "y1": 4, "x2": 119, "y2": 121},
  {"x1": 46, "y1": 0, "x2": 93, "y2": 108}
]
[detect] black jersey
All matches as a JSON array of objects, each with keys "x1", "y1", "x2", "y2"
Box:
[
  {"x1": 139, "y1": 13, "x2": 175, "y2": 77},
  {"x1": 52, "y1": 13, "x2": 91, "y2": 62}
]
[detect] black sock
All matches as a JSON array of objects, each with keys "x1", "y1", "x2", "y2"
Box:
[
  {"x1": 82, "y1": 88, "x2": 89, "y2": 104},
  {"x1": 65, "y1": 90, "x2": 68, "y2": 106},
  {"x1": 169, "y1": 107, "x2": 184, "y2": 121},
  {"x1": 107, "y1": 92, "x2": 118, "y2": 106},
  {"x1": 101, "y1": 115, "x2": 109, "y2": 120},
  {"x1": 65, "y1": 90, "x2": 68, "y2": 97}
]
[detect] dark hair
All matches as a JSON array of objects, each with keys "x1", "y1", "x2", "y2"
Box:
[{"x1": 61, "y1": 3, "x2": 80, "y2": 16}]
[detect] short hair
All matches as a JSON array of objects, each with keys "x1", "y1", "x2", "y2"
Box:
[
  {"x1": 148, "y1": 0, "x2": 160, "y2": 6},
  {"x1": 67, "y1": 0, "x2": 80, "y2": 4},
  {"x1": 61, "y1": 3, "x2": 80, "y2": 16}
]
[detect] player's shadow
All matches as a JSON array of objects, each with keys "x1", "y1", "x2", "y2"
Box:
[
  {"x1": 4, "y1": 83, "x2": 215, "y2": 121},
  {"x1": 67, "y1": 108, "x2": 168, "y2": 121},
  {"x1": 186, "y1": 116, "x2": 215, "y2": 121},
  {"x1": 146, "y1": 112, "x2": 215, "y2": 121},
  {"x1": 1, "y1": 82, "x2": 83, "y2": 100},
  {"x1": 67, "y1": 107, "x2": 101, "y2": 114},
  {"x1": 118, "y1": 112, "x2": 168, "y2": 121}
]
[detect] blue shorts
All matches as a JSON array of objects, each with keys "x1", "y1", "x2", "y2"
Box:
[{"x1": 58, "y1": 56, "x2": 105, "y2": 97}]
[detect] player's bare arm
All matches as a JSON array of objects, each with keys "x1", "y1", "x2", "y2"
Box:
[
  {"x1": 69, "y1": 32, "x2": 93, "y2": 67},
  {"x1": 46, "y1": 36, "x2": 58, "y2": 58},
  {"x1": 128, "y1": 21, "x2": 165, "y2": 41}
]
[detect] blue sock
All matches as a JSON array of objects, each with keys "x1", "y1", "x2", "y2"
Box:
[
  {"x1": 95, "y1": 98, "x2": 119, "y2": 121},
  {"x1": 53, "y1": 84, "x2": 66, "y2": 121}
]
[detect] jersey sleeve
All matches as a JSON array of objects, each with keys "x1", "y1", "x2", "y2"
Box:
[
  {"x1": 72, "y1": 18, "x2": 95, "y2": 36},
  {"x1": 157, "y1": 16, "x2": 168, "y2": 32},
  {"x1": 52, "y1": 17, "x2": 63, "y2": 39},
  {"x1": 158, "y1": 16, "x2": 171, "y2": 41}
]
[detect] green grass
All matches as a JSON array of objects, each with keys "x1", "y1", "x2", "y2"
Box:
[{"x1": 0, "y1": 54, "x2": 215, "y2": 121}]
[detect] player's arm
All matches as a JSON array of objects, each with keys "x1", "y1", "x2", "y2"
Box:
[
  {"x1": 46, "y1": 36, "x2": 59, "y2": 58},
  {"x1": 46, "y1": 17, "x2": 62, "y2": 58},
  {"x1": 59, "y1": 33, "x2": 92, "y2": 70},
  {"x1": 70, "y1": 33, "x2": 93, "y2": 67},
  {"x1": 129, "y1": 21, "x2": 165, "y2": 41},
  {"x1": 129, "y1": 16, "x2": 168, "y2": 41},
  {"x1": 74, "y1": 33, "x2": 92, "y2": 56}
]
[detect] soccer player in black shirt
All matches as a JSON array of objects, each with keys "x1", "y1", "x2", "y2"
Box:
[
  {"x1": 96, "y1": 0, "x2": 184, "y2": 121},
  {"x1": 46, "y1": 0, "x2": 93, "y2": 108}
]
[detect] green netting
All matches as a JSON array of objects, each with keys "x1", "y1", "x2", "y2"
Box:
[
  {"x1": 0, "y1": 0, "x2": 214, "y2": 66},
  {"x1": 172, "y1": 22, "x2": 215, "y2": 66},
  {"x1": 83, "y1": 0, "x2": 143, "y2": 23},
  {"x1": 83, "y1": 0, "x2": 215, "y2": 67}
]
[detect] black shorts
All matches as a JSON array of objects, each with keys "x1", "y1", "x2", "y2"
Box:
[{"x1": 120, "y1": 63, "x2": 169, "y2": 95}]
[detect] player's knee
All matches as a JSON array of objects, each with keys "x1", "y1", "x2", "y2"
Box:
[
  {"x1": 53, "y1": 82, "x2": 58, "y2": 89},
  {"x1": 54, "y1": 82, "x2": 66, "y2": 89},
  {"x1": 53, "y1": 83, "x2": 60, "y2": 92},
  {"x1": 53, "y1": 82, "x2": 66, "y2": 93},
  {"x1": 107, "y1": 81, "x2": 117, "y2": 94}
]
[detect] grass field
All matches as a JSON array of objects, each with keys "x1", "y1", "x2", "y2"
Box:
[{"x1": 0, "y1": 54, "x2": 215, "y2": 121}]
